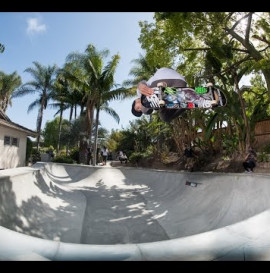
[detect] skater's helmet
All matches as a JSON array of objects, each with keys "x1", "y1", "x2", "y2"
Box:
[{"x1": 131, "y1": 99, "x2": 153, "y2": 117}]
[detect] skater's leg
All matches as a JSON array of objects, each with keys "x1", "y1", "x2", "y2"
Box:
[
  {"x1": 159, "y1": 108, "x2": 186, "y2": 123},
  {"x1": 249, "y1": 161, "x2": 255, "y2": 172},
  {"x1": 243, "y1": 161, "x2": 250, "y2": 172}
]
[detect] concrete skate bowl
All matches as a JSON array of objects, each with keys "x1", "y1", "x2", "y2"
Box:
[{"x1": 1, "y1": 162, "x2": 270, "y2": 261}]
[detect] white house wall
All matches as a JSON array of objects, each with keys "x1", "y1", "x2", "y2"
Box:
[{"x1": 0, "y1": 125, "x2": 28, "y2": 169}]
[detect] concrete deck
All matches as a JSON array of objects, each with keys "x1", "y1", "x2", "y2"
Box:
[{"x1": 0, "y1": 162, "x2": 270, "y2": 260}]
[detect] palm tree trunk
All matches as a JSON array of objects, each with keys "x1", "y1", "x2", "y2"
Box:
[
  {"x1": 78, "y1": 100, "x2": 94, "y2": 164},
  {"x1": 57, "y1": 107, "x2": 63, "y2": 154},
  {"x1": 93, "y1": 106, "x2": 100, "y2": 166},
  {"x1": 86, "y1": 100, "x2": 95, "y2": 147},
  {"x1": 80, "y1": 105, "x2": 84, "y2": 117},
  {"x1": 3, "y1": 97, "x2": 8, "y2": 112},
  {"x1": 36, "y1": 105, "x2": 44, "y2": 151},
  {"x1": 86, "y1": 98, "x2": 94, "y2": 137},
  {"x1": 69, "y1": 106, "x2": 73, "y2": 121}
]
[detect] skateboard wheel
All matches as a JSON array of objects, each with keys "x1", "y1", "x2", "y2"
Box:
[
  {"x1": 159, "y1": 100, "x2": 165, "y2": 106},
  {"x1": 157, "y1": 82, "x2": 167, "y2": 88},
  {"x1": 203, "y1": 100, "x2": 212, "y2": 108}
]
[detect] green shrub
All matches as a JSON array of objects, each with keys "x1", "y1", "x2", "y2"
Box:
[
  {"x1": 39, "y1": 145, "x2": 55, "y2": 154},
  {"x1": 69, "y1": 148, "x2": 79, "y2": 163},
  {"x1": 129, "y1": 149, "x2": 155, "y2": 164},
  {"x1": 52, "y1": 156, "x2": 75, "y2": 164},
  {"x1": 262, "y1": 143, "x2": 270, "y2": 154},
  {"x1": 221, "y1": 155, "x2": 230, "y2": 161},
  {"x1": 129, "y1": 152, "x2": 144, "y2": 164},
  {"x1": 221, "y1": 133, "x2": 239, "y2": 157},
  {"x1": 257, "y1": 152, "x2": 269, "y2": 162},
  {"x1": 31, "y1": 148, "x2": 41, "y2": 163}
]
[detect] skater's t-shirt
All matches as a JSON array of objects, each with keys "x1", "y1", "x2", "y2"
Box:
[{"x1": 136, "y1": 67, "x2": 187, "y2": 98}]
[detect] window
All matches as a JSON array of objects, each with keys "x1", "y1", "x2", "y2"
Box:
[
  {"x1": 4, "y1": 136, "x2": 10, "y2": 145},
  {"x1": 4, "y1": 136, "x2": 19, "y2": 147},
  {"x1": 12, "y1": 137, "x2": 19, "y2": 147}
]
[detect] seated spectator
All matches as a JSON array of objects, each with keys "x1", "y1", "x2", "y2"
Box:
[
  {"x1": 184, "y1": 144, "x2": 195, "y2": 171},
  {"x1": 243, "y1": 147, "x2": 257, "y2": 173},
  {"x1": 119, "y1": 151, "x2": 128, "y2": 164}
]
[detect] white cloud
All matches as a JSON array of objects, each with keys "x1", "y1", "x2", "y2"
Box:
[{"x1": 26, "y1": 17, "x2": 46, "y2": 35}]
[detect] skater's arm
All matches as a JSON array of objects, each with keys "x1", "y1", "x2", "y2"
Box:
[
  {"x1": 137, "y1": 81, "x2": 154, "y2": 97},
  {"x1": 244, "y1": 153, "x2": 250, "y2": 161},
  {"x1": 213, "y1": 90, "x2": 219, "y2": 104}
]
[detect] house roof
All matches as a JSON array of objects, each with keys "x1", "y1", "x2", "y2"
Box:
[{"x1": 0, "y1": 109, "x2": 37, "y2": 137}]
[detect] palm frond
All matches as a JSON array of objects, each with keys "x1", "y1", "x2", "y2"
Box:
[
  {"x1": 66, "y1": 52, "x2": 84, "y2": 64},
  {"x1": 11, "y1": 86, "x2": 37, "y2": 98},
  {"x1": 99, "y1": 105, "x2": 120, "y2": 124},
  {"x1": 27, "y1": 99, "x2": 41, "y2": 113}
]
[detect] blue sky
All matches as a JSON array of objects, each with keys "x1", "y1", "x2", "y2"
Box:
[{"x1": 1, "y1": 12, "x2": 154, "y2": 133}]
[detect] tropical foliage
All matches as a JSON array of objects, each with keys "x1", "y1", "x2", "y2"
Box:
[
  {"x1": 0, "y1": 71, "x2": 21, "y2": 112},
  {"x1": 12, "y1": 62, "x2": 58, "y2": 150},
  {"x1": 2, "y1": 12, "x2": 270, "y2": 169},
  {"x1": 0, "y1": 43, "x2": 4, "y2": 53},
  {"x1": 137, "y1": 12, "x2": 270, "y2": 154},
  {"x1": 65, "y1": 44, "x2": 132, "y2": 164}
]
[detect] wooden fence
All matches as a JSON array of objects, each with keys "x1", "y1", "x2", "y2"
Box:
[{"x1": 254, "y1": 119, "x2": 270, "y2": 150}]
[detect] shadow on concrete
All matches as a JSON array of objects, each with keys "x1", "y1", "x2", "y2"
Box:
[
  {"x1": 2, "y1": 163, "x2": 270, "y2": 250},
  {"x1": 0, "y1": 170, "x2": 85, "y2": 243},
  {"x1": 79, "y1": 179, "x2": 169, "y2": 244}
]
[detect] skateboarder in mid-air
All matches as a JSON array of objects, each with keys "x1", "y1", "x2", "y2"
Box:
[{"x1": 131, "y1": 67, "x2": 222, "y2": 123}]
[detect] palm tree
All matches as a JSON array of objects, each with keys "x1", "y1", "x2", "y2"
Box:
[
  {"x1": 66, "y1": 45, "x2": 109, "y2": 142},
  {"x1": 12, "y1": 62, "x2": 58, "y2": 150},
  {"x1": 66, "y1": 44, "x2": 132, "y2": 164},
  {"x1": 49, "y1": 77, "x2": 70, "y2": 154},
  {"x1": 123, "y1": 53, "x2": 158, "y2": 87},
  {"x1": 0, "y1": 71, "x2": 21, "y2": 112},
  {"x1": 49, "y1": 64, "x2": 86, "y2": 154},
  {"x1": 57, "y1": 62, "x2": 86, "y2": 121},
  {"x1": 0, "y1": 43, "x2": 4, "y2": 53},
  {"x1": 90, "y1": 54, "x2": 129, "y2": 165}
]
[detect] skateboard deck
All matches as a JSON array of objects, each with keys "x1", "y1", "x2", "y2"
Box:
[{"x1": 141, "y1": 85, "x2": 227, "y2": 110}]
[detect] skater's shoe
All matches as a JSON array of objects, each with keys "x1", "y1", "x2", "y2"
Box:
[
  {"x1": 198, "y1": 98, "x2": 218, "y2": 108},
  {"x1": 200, "y1": 83, "x2": 220, "y2": 106},
  {"x1": 141, "y1": 94, "x2": 161, "y2": 108}
]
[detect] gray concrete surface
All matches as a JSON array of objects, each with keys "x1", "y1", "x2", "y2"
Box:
[{"x1": 0, "y1": 162, "x2": 270, "y2": 260}]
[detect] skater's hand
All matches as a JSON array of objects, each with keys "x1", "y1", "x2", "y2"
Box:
[
  {"x1": 146, "y1": 94, "x2": 160, "y2": 108},
  {"x1": 138, "y1": 82, "x2": 154, "y2": 96}
]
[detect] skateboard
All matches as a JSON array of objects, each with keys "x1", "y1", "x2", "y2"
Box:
[
  {"x1": 141, "y1": 83, "x2": 227, "y2": 110},
  {"x1": 185, "y1": 181, "x2": 202, "y2": 187},
  {"x1": 185, "y1": 181, "x2": 198, "y2": 187}
]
